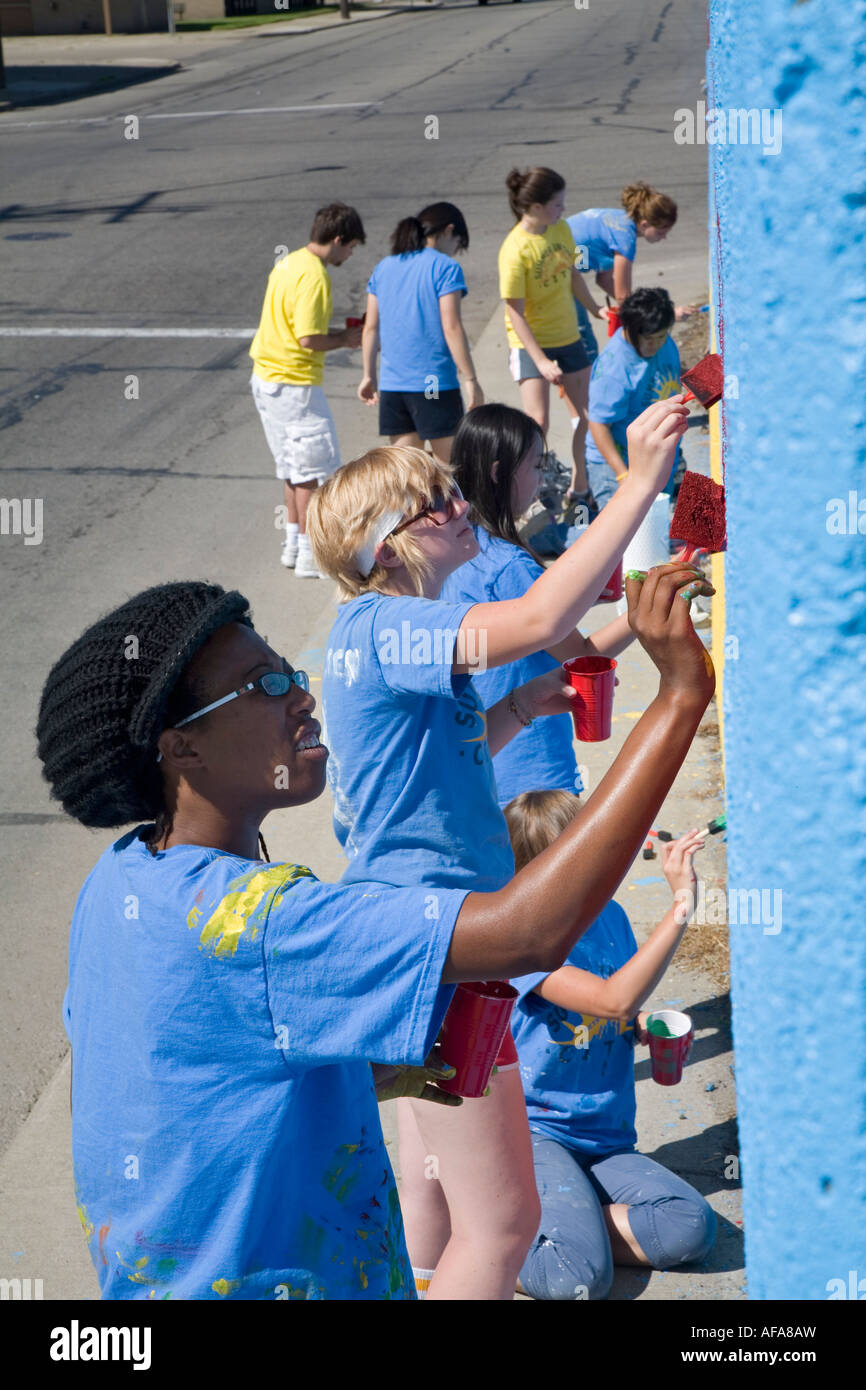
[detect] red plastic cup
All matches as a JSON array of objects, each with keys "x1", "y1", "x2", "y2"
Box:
[
  {"x1": 647, "y1": 1009, "x2": 694, "y2": 1086},
  {"x1": 563, "y1": 655, "x2": 617, "y2": 742},
  {"x1": 435, "y1": 981, "x2": 517, "y2": 1098},
  {"x1": 597, "y1": 563, "x2": 623, "y2": 603},
  {"x1": 606, "y1": 306, "x2": 621, "y2": 337},
  {"x1": 345, "y1": 315, "x2": 366, "y2": 328}
]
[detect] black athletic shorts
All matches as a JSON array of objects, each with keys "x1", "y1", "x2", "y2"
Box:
[{"x1": 378, "y1": 388, "x2": 464, "y2": 441}]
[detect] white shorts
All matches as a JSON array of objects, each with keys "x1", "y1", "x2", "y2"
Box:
[{"x1": 250, "y1": 373, "x2": 340, "y2": 484}]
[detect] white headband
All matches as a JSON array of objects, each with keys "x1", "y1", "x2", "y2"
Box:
[{"x1": 355, "y1": 510, "x2": 405, "y2": 579}]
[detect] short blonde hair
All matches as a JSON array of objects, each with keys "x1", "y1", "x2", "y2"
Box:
[
  {"x1": 307, "y1": 446, "x2": 455, "y2": 602},
  {"x1": 504, "y1": 789, "x2": 582, "y2": 872}
]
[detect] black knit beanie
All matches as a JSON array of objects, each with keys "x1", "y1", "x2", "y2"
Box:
[{"x1": 36, "y1": 581, "x2": 252, "y2": 829}]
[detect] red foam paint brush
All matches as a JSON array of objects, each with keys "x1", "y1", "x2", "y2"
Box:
[
  {"x1": 680, "y1": 353, "x2": 723, "y2": 408},
  {"x1": 670, "y1": 470, "x2": 727, "y2": 560}
]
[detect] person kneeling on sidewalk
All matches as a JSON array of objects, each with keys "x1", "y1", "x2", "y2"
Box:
[{"x1": 504, "y1": 789, "x2": 717, "y2": 1300}]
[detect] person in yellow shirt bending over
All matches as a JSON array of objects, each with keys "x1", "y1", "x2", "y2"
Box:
[
  {"x1": 250, "y1": 203, "x2": 365, "y2": 577},
  {"x1": 498, "y1": 168, "x2": 607, "y2": 511}
]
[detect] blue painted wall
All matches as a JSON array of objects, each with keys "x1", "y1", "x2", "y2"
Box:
[{"x1": 707, "y1": 0, "x2": 866, "y2": 1298}]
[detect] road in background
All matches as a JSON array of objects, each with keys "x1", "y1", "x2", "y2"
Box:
[{"x1": 0, "y1": 0, "x2": 708, "y2": 1155}]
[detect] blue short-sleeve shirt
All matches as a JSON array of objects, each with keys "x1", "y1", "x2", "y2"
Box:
[
  {"x1": 323, "y1": 591, "x2": 514, "y2": 890},
  {"x1": 510, "y1": 901, "x2": 639, "y2": 1156},
  {"x1": 367, "y1": 247, "x2": 467, "y2": 393},
  {"x1": 440, "y1": 527, "x2": 583, "y2": 806},
  {"x1": 586, "y1": 329, "x2": 682, "y2": 470},
  {"x1": 63, "y1": 830, "x2": 466, "y2": 1300},
  {"x1": 566, "y1": 208, "x2": 638, "y2": 273}
]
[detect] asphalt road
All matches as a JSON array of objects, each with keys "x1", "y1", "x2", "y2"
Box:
[{"x1": 0, "y1": 0, "x2": 708, "y2": 1153}]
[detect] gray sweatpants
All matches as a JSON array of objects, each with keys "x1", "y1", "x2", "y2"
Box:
[{"x1": 519, "y1": 1131, "x2": 716, "y2": 1301}]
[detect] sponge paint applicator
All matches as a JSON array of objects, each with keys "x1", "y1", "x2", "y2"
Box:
[
  {"x1": 670, "y1": 470, "x2": 727, "y2": 557},
  {"x1": 680, "y1": 353, "x2": 724, "y2": 409}
]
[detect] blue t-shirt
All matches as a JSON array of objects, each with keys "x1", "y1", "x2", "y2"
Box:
[
  {"x1": 440, "y1": 526, "x2": 583, "y2": 807},
  {"x1": 367, "y1": 247, "x2": 467, "y2": 393},
  {"x1": 511, "y1": 901, "x2": 639, "y2": 1156},
  {"x1": 63, "y1": 828, "x2": 465, "y2": 1301},
  {"x1": 566, "y1": 208, "x2": 637, "y2": 273},
  {"x1": 324, "y1": 591, "x2": 514, "y2": 891},
  {"x1": 586, "y1": 329, "x2": 682, "y2": 470}
]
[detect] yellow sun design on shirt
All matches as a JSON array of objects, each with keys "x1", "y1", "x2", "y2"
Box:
[{"x1": 655, "y1": 371, "x2": 682, "y2": 399}]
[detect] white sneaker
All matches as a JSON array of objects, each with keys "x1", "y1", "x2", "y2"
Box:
[
  {"x1": 280, "y1": 536, "x2": 298, "y2": 568},
  {"x1": 294, "y1": 548, "x2": 324, "y2": 578}
]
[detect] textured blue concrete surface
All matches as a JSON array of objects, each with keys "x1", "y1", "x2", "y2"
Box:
[{"x1": 708, "y1": 0, "x2": 866, "y2": 1300}]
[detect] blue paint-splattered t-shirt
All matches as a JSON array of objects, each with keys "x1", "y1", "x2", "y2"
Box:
[
  {"x1": 63, "y1": 828, "x2": 465, "y2": 1300},
  {"x1": 586, "y1": 328, "x2": 682, "y2": 471},
  {"x1": 323, "y1": 590, "x2": 514, "y2": 890},
  {"x1": 440, "y1": 526, "x2": 584, "y2": 806},
  {"x1": 510, "y1": 900, "x2": 639, "y2": 1156},
  {"x1": 566, "y1": 208, "x2": 637, "y2": 272}
]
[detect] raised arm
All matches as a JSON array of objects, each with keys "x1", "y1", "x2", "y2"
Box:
[
  {"x1": 535, "y1": 828, "x2": 705, "y2": 1020},
  {"x1": 443, "y1": 566, "x2": 715, "y2": 982},
  {"x1": 454, "y1": 398, "x2": 691, "y2": 672}
]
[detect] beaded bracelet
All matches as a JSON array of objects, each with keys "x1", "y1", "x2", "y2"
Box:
[{"x1": 508, "y1": 694, "x2": 534, "y2": 728}]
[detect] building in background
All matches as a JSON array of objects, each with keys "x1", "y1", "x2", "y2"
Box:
[{"x1": 0, "y1": 0, "x2": 324, "y2": 35}]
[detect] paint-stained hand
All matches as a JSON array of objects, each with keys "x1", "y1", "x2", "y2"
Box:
[
  {"x1": 625, "y1": 562, "x2": 716, "y2": 704},
  {"x1": 371, "y1": 1045, "x2": 463, "y2": 1107}
]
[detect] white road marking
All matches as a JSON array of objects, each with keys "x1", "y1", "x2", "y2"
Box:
[
  {"x1": 0, "y1": 327, "x2": 256, "y2": 338},
  {"x1": 0, "y1": 101, "x2": 381, "y2": 132}
]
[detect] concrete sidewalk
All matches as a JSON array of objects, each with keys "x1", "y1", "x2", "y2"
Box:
[{"x1": 0, "y1": 5, "x2": 431, "y2": 108}]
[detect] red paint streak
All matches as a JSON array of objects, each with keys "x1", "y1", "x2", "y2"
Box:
[{"x1": 98, "y1": 1221, "x2": 111, "y2": 1266}]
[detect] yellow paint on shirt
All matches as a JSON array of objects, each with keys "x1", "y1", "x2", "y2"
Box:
[
  {"x1": 212, "y1": 1277, "x2": 242, "y2": 1297},
  {"x1": 76, "y1": 1199, "x2": 94, "y2": 1240},
  {"x1": 189, "y1": 863, "x2": 314, "y2": 958}
]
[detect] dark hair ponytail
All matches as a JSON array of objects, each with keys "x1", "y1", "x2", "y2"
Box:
[
  {"x1": 390, "y1": 201, "x2": 470, "y2": 255},
  {"x1": 390, "y1": 216, "x2": 426, "y2": 254},
  {"x1": 505, "y1": 166, "x2": 566, "y2": 221},
  {"x1": 450, "y1": 404, "x2": 545, "y2": 555}
]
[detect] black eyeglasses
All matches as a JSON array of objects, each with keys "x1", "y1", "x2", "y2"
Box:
[{"x1": 388, "y1": 484, "x2": 465, "y2": 540}]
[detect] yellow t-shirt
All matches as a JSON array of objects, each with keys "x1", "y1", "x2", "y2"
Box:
[
  {"x1": 498, "y1": 219, "x2": 580, "y2": 350},
  {"x1": 250, "y1": 247, "x2": 332, "y2": 386}
]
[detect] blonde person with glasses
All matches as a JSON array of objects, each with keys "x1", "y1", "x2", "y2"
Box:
[{"x1": 306, "y1": 397, "x2": 708, "y2": 1299}]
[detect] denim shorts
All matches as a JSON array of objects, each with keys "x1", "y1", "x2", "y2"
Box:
[{"x1": 508, "y1": 338, "x2": 590, "y2": 382}]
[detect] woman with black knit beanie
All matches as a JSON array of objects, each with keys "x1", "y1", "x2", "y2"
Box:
[{"x1": 37, "y1": 573, "x2": 715, "y2": 1299}]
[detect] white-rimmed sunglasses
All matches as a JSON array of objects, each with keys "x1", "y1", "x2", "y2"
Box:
[{"x1": 156, "y1": 669, "x2": 309, "y2": 762}]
